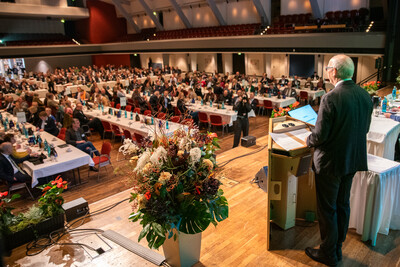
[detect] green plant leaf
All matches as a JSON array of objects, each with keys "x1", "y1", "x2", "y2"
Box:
[
  {"x1": 152, "y1": 222, "x2": 164, "y2": 237},
  {"x1": 179, "y1": 200, "x2": 211, "y2": 234},
  {"x1": 138, "y1": 224, "x2": 150, "y2": 242}
]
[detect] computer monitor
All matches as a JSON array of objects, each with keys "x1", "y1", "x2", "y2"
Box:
[{"x1": 288, "y1": 104, "x2": 318, "y2": 126}]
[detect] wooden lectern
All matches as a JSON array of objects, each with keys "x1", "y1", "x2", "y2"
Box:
[{"x1": 266, "y1": 116, "x2": 317, "y2": 250}]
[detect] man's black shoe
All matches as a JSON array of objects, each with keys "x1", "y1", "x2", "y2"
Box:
[
  {"x1": 305, "y1": 247, "x2": 337, "y2": 267},
  {"x1": 90, "y1": 166, "x2": 99, "y2": 172}
]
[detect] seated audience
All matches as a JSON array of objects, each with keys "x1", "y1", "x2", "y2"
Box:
[
  {"x1": 0, "y1": 142, "x2": 31, "y2": 185},
  {"x1": 73, "y1": 103, "x2": 104, "y2": 137},
  {"x1": 36, "y1": 111, "x2": 59, "y2": 136}
]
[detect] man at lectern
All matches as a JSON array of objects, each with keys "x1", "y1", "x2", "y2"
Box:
[{"x1": 305, "y1": 55, "x2": 373, "y2": 266}]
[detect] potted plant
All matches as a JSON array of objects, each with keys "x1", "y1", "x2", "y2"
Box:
[
  {"x1": 128, "y1": 129, "x2": 228, "y2": 267},
  {"x1": 362, "y1": 81, "x2": 381, "y2": 95},
  {"x1": 2, "y1": 176, "x2": 67, "y2": 250}
]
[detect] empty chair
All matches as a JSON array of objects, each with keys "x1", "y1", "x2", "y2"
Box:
[
  {"x1": 209, "y1": 115, "x2": 228, "y2": 137},
  {"x1": 143, "y1": 110, "x2": 152, "y2": 116},
  {"x1": 110, "y1": 101, "x2": 115, "y2": 108},
  {"x1": 157, "y1": 112, "x2": 166, "y2": 120},
  {"x1": 125, "y1": 105, "x2": 132, "y2": 112},
  {"x1": 123, "y1": 129, "x2": 135, "y2": 141},
  {"x1": 7, "y1": 182, "x2": 34, "y2": 200},
  {"x1": 115, "y1": 103, "x2": 121, "y2": 109},
  {"x1": 198, "y1": 112, "x2": 210, "y2": 130},
  {"x1": 90, "y1": 141, "x2": 114, "y2": 181},
  {"x1": 262, "y1": 100, "x2": 274, "y2": 116},
  {"x1": 133, "y1": 108, "x2": 141, "y2": 114},
  {"x1": 134, "y1": 132, "x2": 144, "y2": 145},
  {"x1": 300, "y1": 91, "x2": 309, "y2": 105},
  {"x1": 101, "y1": 121, "x2": 113, "y2": 139},
  {"x1": 111, "y1": 124, "x2": 124, "y2": 142}
]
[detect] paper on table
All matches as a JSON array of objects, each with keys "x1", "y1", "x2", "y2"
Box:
[
  {"x1": 289, "y1": 128, "x2": 312, "y2": 142},
  {"x1": 270, "y1": 132, "x2": 305, "y2": 151}
]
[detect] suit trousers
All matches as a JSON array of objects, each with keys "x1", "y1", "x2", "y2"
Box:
[
  {"x1": 88, "y1": 118, "x2": 104, "y2": 137},
  {"x1": 233, "y1": 117, "x2": 249, "y2": 148},
  {"x1": 13, "y1": 171, "x2": 30, "y2": 184},
  {"x1": 315, "y1": 172, "x2": 355, "y2": 257}
]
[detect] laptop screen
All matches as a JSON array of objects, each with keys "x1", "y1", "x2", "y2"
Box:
[{"x1": 288, "y1": 104, "x2": 318, "y2": 126}]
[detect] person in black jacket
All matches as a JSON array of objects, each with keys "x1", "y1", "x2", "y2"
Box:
[
  {"x1": 149, "y1": 90, "x2": 160, "y2": 114},
  {"x1": 66, "y1": 119, "x2": 100, "y2": 164},
  {"x1": 36, "y1": 111, "x2": 59, "y2": 136},
  {"x1": 73, "y1": 103, "x2": 104, "y2": 138},
  {"x1": 305, "y1": 55, "x2": 373, "y2": 266},
  {"x1": 233, "y1": 92, "x2": 251, "y2": 148},
  {"x1": 0, "y1": 142, "x2": 31, "y2": 185},
  {"x1": 218, "y1": 90, "x2": 233, "y2": 105},
  {"x1": 282, "y1": 83, "x2": 297, "y2": 98},
  {"x1": 159, "y1": 90, "x2": 173, "y2": 115}
]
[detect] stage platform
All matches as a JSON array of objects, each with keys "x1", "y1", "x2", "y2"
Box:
[{"x1": 5, "y1": 135, "x2": 400, "y2": 267}]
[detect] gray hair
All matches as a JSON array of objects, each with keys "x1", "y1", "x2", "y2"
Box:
[{"x1": 329, "y1": 55, "x2": 354, "y2": 80}]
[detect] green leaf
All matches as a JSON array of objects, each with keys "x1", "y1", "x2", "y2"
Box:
[
  {"x1": 179, "y1": 200, "x2": 212, "y2": 234},
  {"x1": 153, "y1": 235, "x2": 166, "y2": 249},
  {"x1": 129, "y1": 212, "x2": 142, "y2": 222},
  {"x1": 10, "y1": 194, "x2": 21, "y2": 201},
  {"x1": 152, "y1": 222, "x2": 165, "y2": 237},
  {"x1": 138, "y1": 224, "x2": 150, "y2": 242}
]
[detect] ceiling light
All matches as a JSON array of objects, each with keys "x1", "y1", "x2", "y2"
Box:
[
  {"x1": 0, "y1": 40, "x2": 2, "y2": 43},
  {"x1": 238, "y1": 53, "x2": 242, "y2": 55},
  {"x1": 153, "y1": 11, "x2": 157, "y2": 16},
  {"x1": 261, "y1": 33, "x2": 263, "y2": 35},
  {"x1": 134, "y1": 54, "x2": 137, "y2": 56},
  {"x1": 60, "y1": 19, "x2": 65, "y2": 23}
]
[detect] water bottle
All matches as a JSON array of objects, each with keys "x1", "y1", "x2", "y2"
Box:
[
  {"x1": 130, "y1": 111, "x2": 133, "y2": 120},
  {"x1": 210, "y1": 100, "x2": 213, "y2": 107},
  {"x1": 201, "y1": 99, "x2": 203, "y2": 105},
  {"x1": 222, "y1": 102, "x2": 225, "y2": 109},
  {"x1": 9, "y1": 120, "x2": 14, "y2": 128},
  {"x1": 151, "y1": 117, "x2": 154, "y2": 125},
  {"x1": 393, "y1": 86, "x2": 398, "y2": 100},
  {"x1": 125, "y1": 110, "x2": 127, "y2": 118},
  {"x1": 166, "y1": 120, "x2": 169, "y2": 130},
  {"x1": 101, "y1": 104, "x2": 104, "y2": 112},
  {"x1": 98, "y1": 104, "x2": 101, "y2": 110},
  {"x1": 192, "y1": 98, "x2": 195, "y2": 104},
  {"x1": 382, "y1": 97, "x2": 388, "y2": 113}
]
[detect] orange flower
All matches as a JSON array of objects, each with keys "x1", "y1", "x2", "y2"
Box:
[
  {"x1": 208, "y1": 132, "x2": 218, "y2": 138},
  {"x1": 42, "y1": 186, "x2": 52, "y2": 192},
  {"x1": 145, "y1": 191, "x2": 151, "y2": 200},
  {"x1": 0, "y1": 191, "x2": 8, "y2": 198},
  {"x1": 154, "y1": 183, "x2": 162, "y2": 195}
]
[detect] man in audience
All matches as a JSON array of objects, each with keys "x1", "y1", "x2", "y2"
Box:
[
  {"x1": 293, "y1": 75, "x2": 301, "y2": 88},
  {"x1": 233, "y1": 91, "x2": 251, "y2": 148},
  {"x1": 283, "y1": 82, "x2": 298, "y2": 98},
  {"x1": 203, "y1": 87, "x2": 216, "y2": 103},
  {"x1": 279, "y1": 75, "x2": 289, "y2": 86},
  {"x1": 0, "y1": 142, "x2": 31, "y2": 185},
  {"x1": 159, "y1": 90, "x2": 173, "y2": 115},
  {"x1": 73, "y1": 103, "x2": 104, "y2": 137},
  {"x1": 311, "y1": 71, "x2": 320, "y2": 80},
  {"x1": 36, "y1": 111, "x2": 59, "y2": 136},
  {"x1": 267, "y1": 83, "x2": 279, "y2": 96},
  {"x1": 27, "y1": 102, "x2": 42, "y2": 126},
  {"x1": 248, "y1": 92, "x2": 259, "y2": 113},
  {"x1": 66, "y1": 118, "x2": 99, "y2": 171},
  {"x1": 218, "y1": 89, "x2": 233, "y2": 105},
  {"x1": 1, "y1": 96, "x2": 14, "y2": 113},
  {"x1": 150, "y1": 90, "x2": 160, "y2": 114}
]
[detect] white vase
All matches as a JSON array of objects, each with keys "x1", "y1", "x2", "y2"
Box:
[{"x1": 162, "y1": 231, "x2": 202, "y2": 267}]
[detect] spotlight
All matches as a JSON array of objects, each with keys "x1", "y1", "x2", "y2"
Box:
[
  {"x1": 267, "y1": 26, "x2": 270, "y2": 29},
  {"x1": 0, "y1": 40, "x2": 2, "y2": 43},
  {"x1": 60, "y1": 19, "x2": 65, "y2": 23},
  {"x1": 153, "y1": 33, "x2": 156, "y2": 36},
  {"x1": 238, "y1": 53, "x2": 242, "y2": 55},
  {"x1": 261, "y1": 33, "x2": 263, "y2": 35},
  {"x1": 153, "y1": 11, "x2": 157, "y2": 16},
  {"x1": 134, "y1": 54, "x2": 137, "y2": 56},
  {"x1": 147, "y1": 38, "x2": 150, "y2": 41}
]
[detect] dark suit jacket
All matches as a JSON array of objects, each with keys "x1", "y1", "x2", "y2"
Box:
[
  {"x1": 73, "y1": 109, "x2": 90, "y2": 125},
  {"x1": 65, "y1": 128, "x2": 87, "y2": 146},
  {"x1": 0, "y1": 154, "x2": 30, "y2": 183},
  {"x1": 149, "y1": 95, "x2": 160, "y2": 112},
  {"x1": 282, "y1": 88, "x2": 297, "y2": 98},
  {"x1": 36, "y1": 117, "x2": 59, "y2": 136},
  {"x1": 307, "y1": 80, "x2": 373, "y2": 176}
]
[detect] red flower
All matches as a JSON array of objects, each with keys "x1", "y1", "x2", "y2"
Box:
[
  {"x1": 208, "y1": 132, "x2": 218, "y2": 138},
  {"x1": 42, "y1": 186, "x2": 52, "y2": 192},
  {"x1": 0, "y1": 191, "x2": 8, "y2": 198},
  {"x1": 145, "y1": 191, "x2": 151, "y2": 200}
]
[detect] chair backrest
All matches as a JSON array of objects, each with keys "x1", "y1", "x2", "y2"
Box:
[
  {"x1": 143, "y1": 110, "x2": 152, "y2": 116},
  {"x1": 59, "y1": 127, "x2": 66, "y2": 135},
  {"x1": 123, "y1": 129, "x2": 132, "y2": 140},
  {"x1": 209, "y1": 114, "x2": 222, "y2": 124},
  {"x1": 134, "y1": 133, "x2": 144, "y2": 144},
  {"x1": 111, "y1": 124, "x2": 122, "y2": 134},
  {"x1": 101, "y1": 141, "x2": 112, "y2": 156},
  {"x1": 263, "y1": 100, "x2": 273, "y2": 108},
  {"x1": 300, "y1": 91, "x2": 308, "y2": 98},
  {"x1": 110, "y1": 101, "x2": 115, "y2": 108},
  {"x1": 170, "y1": 116, "x2": 180, "y2": 123},
  {"x1": 134, "y1": 108, "x2": 141, "y2": 114},
  {"x1": 157, "y1": 113, "x2": 166, "y2": 120},
  {"x1": 115, "y1": 103, "x2": 121, "y2": 109},
  {"x1": 102, "y1": 121, "x2": 112, "y2": 131},
  {"x1": 125, "y1": 105, "x2": 132, "y2": 112},
  {"x1": 57, "y1": 133, "x2": 66, "y2": 141},
  {"x1": 198, "y1": 112, "x2": 208, "y2": 122}
]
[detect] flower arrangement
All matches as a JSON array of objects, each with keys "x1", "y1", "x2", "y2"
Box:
[
  {"x1": 128, "y1": 129, "x2": 228, "y2": 249},
  {"x1": 0, "y1": 192, "x2": 20, "y2": 233},
  {"x1": 362, "y1": 81, "x2": 381, "y2": 94},
  {"x1": 2, "y1": 176, "x2": 68, "y2": 234},
  {"x1": 271, "y1": 101, "x2": 300, "y2": 118},
  {"x1": 119, "y1": 138, "x2": 140, "y2": 156}
]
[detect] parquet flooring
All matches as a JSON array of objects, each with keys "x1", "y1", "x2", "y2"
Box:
[{"x1": 4, "y1": 112, "x2": 400, "y2": 267}]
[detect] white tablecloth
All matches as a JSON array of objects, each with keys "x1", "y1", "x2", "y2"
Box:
[
  {"x1": 85, "y1": 107, "x2": 183, "y2": 138},
  {"x1": 21, "y1": 131, "x2": 94, "y2": 187},
  {"x1": 254, "y1": 95, "x2": 296, "y2": 109},
  {"x1": 367, "y1": 116, "x2": 400, "y2": 160},
  {"x1": 349, "y1": 154, "x2": 400, "y2": 246},
  {"x1": 66, "y1": 85, "x2": 90, "y2": 93},
  {"x1": 35, "y1": 89, "x2": 48, "y2": 98},
  {"x1": 294, "y1": 89, "x2": 325, "y2": 100}
]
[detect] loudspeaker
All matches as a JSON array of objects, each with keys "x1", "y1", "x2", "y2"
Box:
[
  {"x1": 254, "y1": 166, "x2": 268, "y2": 192},
  {"x1": 241, "y1": 136, "x2": 256, "y2": 147},
  {"x1": 62, "y1": 197, "x2": 89, "y2": 222}
]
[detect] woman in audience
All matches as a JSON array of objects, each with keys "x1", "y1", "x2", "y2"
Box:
[
  {"x1": 304, "y1": 77, "x2": 314, "y2": 90},
  {"x1": 12, "y1": 101, "x2": 25, "y2": 116},
  {"x1": 316, "y1": 77, "x2": 326, "y2": 91}
]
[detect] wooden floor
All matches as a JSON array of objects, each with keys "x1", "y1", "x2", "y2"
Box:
[{"x1": 4, "y1": 113, "x2": 400, "y2": 267}]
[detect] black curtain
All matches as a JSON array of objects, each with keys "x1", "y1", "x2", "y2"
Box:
[
  {"x1": 232, "y1": 53, "x2": 245, "y2": 75},
  {"x1": 289, "y1": 54, "x2": 314, "y2": 78}
]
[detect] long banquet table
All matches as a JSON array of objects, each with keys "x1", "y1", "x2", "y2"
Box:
[
  {"x1": 0, "y1": 112, "x2": 94, "y2": 187},
  {"x1": 349, "y1": 154, "x2": 400, "y2": 246}
]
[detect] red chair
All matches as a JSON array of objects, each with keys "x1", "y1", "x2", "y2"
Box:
[
  {"x1": 143, "y1": 110, "x2": 152, "y2": 116},
  {"x1": 133, "y1": 108, "x2": 141, "y2": 114},
  {"x1": 125, "y1": 105, "x2": 132, "y2": 112},
  {"x1": 111, "y1": 124, "x2": 124, "y2": 142},
  {"x1": 157, "y1": 112, "x2": 166, "y2": 120},
  {"x1": 57, "y1": 134, "x2": 66, "y2": 141},
  {"x1": 174, "y1": 106, "x2": 182, "y2": 116},
  {"x1": 134, "y1": 133, "x2": 144, "y2": 145},
  {"x1": 262, "y1": 100, "x2": 273, "y2": 116},
  {"x1": 181, "y1": 118, "x2": 194, "y2": 127},
  {"x1": 59, "y1": 127, "x2": 66, "y2": 135},
  {"x1": 115, "y1": 103, "x2": 121, "y2": 109},
  {"x1": 101, "y1": 121, "x2": 113, "y2": 139},
  {"x1": 110, "y1": 101, "x2": 115, "y2": 108},
  {"x1": 90, "y1": 141, "x2": 114, "y2": 181},
  {"x1": 169, "y1": 116, "x2": 180, "y2": 123},
  {"x1": 198, "y1": 112, "x2": 210, "y2": 130},
  {"x1": 300, "y1": 91, "x2": 309, "y2": 105},
  {"x1": 209, "y1": 115, "x2": 228, "y2": 137},
  {"x1": 123, "y1": 129, "x2": 135, "y2": 141}
]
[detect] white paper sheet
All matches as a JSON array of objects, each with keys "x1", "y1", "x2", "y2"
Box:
[
  {"x1": 270, "y1": 132, "x2": 305, "y2": 151},
  {"x1": 289, "y1": 128, "x2": 312, "y2": 142}
]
